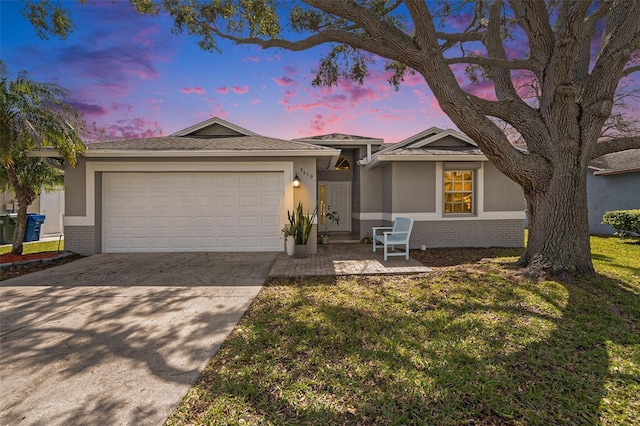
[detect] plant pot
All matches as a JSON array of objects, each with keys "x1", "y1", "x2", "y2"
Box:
[
  {"x1": 320, "y1": 235, "x2": 329, "y2": 245},
  {"x1": 294, "y1": 244, "x2": 307, "y2": 258},
  {"x1": 285, "y1": 236, "x2": 295, "y2": 256}
]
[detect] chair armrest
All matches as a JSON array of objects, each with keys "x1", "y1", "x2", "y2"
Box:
[
  {"x1": 372, "y1": 226, "x2": 393, "y2": 232},
  {"x1": 372, "y1": 226, "x2": 394, "y2": 237}
]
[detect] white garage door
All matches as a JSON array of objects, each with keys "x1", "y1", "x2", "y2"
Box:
[{"x1": 103, "y1": 172, "x2": 284, "y2": 252}]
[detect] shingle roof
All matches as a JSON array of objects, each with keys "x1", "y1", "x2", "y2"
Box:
[
  {"x1": 300, "y1": 133, "x2": 379, "y2": 141},
  {"x1": 590, "y1": 149, "x2": 640, "y2": 175},
  {"x1": 380, "y1": 147, "x2": 484, "y2": 156},
  {"x1": 87, "y1": 135, "x2": 334, "y2": 151}
]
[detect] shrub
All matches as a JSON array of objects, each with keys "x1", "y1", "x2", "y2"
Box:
[
  {"x1": 601, "y1": 209, "x2": 640, "y2": 237},
  {"x1": 287, "y1": 202, "x2": 318, "y2": 245}
]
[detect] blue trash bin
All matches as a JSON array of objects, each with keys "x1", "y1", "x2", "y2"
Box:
[{"x1": 25, "y1": 214, "x2": 46, "y2": 242}]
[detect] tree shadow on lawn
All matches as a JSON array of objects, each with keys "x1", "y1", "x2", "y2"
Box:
[{"x1": 175, "y1": 272, "x2": 639, "y2": 425}]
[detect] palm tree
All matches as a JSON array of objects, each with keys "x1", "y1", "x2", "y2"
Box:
[{"x1": 0, "y1": 62, "x2": 85, "y2": 254}]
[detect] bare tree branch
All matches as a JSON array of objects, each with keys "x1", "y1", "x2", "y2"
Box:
[
  {"x1": 444, "y1": 56, "x2": 537, "y2": 71},
  {"x1": 574, "y1": 0, "x2": 613, "y2": 89},
  {"x1": 622, "y1": 64, "x2": 640, "y2": 76},
  {"x1": 508, "y1": 0, "x2": 554, "y2": 79},
  {"x1": 592, "y1": 137, "x2": 640, "y2": 159}
]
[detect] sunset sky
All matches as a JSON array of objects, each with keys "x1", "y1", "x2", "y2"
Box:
[{"x1": 1, "y1": 1, "x2": 637, "y2": 143}]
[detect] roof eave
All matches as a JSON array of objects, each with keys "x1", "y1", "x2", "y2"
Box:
[
  {"x1": 294, "y1": 138, "x2": 384, "y2": 146},
  {"x1": 366, "y1": 153, "x2": 488, "y2": 169},
  {"x1": 593, "y1": 167, "x2": 640, "y2": 176},
  {"x1": 81, "y1": 149, "x2": 341, "y2": 158}
]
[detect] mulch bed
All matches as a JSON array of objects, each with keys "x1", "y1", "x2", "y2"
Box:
[
  {"x1": 0, "y1": 253, "x2": 84, "y2": 281},
  {"x1": 0, "y1": 252, "x2": 63, "y2": 264}
]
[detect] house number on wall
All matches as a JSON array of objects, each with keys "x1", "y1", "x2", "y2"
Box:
[{"x1": 299, "y1": 168, "x2": 314, "y2": 180}]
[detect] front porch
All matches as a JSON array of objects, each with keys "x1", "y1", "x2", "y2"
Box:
[{"x1": 268, "y1": 242, "x2": 431, "y2": 277}]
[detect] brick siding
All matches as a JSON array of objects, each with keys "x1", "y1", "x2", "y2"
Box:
[
  {"x1": 65, "y1": 226, "x2": 98, "y2": 255},
  {"x1": 356, "y1": 218, "x2": 524, "y2": 248}
]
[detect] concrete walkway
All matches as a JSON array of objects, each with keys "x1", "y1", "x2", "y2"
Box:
[
  {"x1": 0, "y1": 252, "x2": 276, "y2": 426},
  {"x1": 269, "y1": 243, "x2": 432, "y2": 277}
]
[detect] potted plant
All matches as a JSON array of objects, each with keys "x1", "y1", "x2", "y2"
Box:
[
  {"x1": 282, "y1": 226, "x2": 295, "y2": 256},
  {"x1": 287, "y1": 202, "x2": 317, "y2": 258},
  {"x1": 319, "y1": 208, "x2": 340, "y2": 244}
]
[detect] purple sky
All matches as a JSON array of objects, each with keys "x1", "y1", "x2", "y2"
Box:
[{"x1": 1, "y1": 1, "x2": 637, "y2": 143}]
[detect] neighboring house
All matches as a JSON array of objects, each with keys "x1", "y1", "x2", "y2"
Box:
[
  {"x1": 587, "y1": 149, "x2": 640, "y2": 235},
  {"x1": 1, "y1": 188, "x2": 65, "y2": 238},
  {"x1": 34, "y1": 117, "x2": 526, "y2": 256}
]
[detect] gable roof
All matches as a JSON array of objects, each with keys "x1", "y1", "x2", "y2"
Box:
[
  {"x1": 170, "y1": 117, "x2": 258, "y2": 137},
  {"x1": 589, "y1": 149, "x2": 640, "y2": 176},
  {"x1": 373, "y1": 126, "x2": 444, "y2": 155},
  {"x1": 31, "y1": 117, "x2": 340, "y2": 161},
  {"x1": 294, "y1": 133, "x2": 384, "y2": 147},
  {"x1": 363, "y1": 127, "x2": 485, "y2": 168}
]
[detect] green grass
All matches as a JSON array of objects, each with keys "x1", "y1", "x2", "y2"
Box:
[
  {"x1": 167, "y1": 235, "x2": 639, "y2": 425},
  {"x1": 0, "y1": 238, "x2": 64, "y2": 255}
]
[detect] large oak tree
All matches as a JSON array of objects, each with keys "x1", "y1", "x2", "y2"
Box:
[{"x1": 25, "y1": 0, "x2": 640, "y2": 280}]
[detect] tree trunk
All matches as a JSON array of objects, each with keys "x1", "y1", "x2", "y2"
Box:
[
  {"x1": 518, "y1": 160, "x2": 595, "y2": 282},
  {"x1": 3, "y1": 162, "x2": 36, "y2": 255},
  {"x1": 11, "y1": 200, "x2": 28, "y2": 255}
]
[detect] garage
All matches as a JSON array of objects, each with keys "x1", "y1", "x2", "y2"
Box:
[{"x1": 103, "y1": 172, "x2": 284, "y2": 252}]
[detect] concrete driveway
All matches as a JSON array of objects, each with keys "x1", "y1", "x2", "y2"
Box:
[{"x1": 0, "y1": 252, "x2": 276, "y2": 426}]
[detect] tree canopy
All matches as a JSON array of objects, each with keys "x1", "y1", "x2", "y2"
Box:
[{"x1": 0, "y1": 62, "x2": 85, "y2": 254}]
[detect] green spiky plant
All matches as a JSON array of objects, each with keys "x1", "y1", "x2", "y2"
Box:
[{"x1": 287, "y1": 202, "x2": 317, "y2": 245}]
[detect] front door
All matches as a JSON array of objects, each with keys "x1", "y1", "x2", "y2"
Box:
[{"x1": 318, "y1": 181, "x2": 351, "y2": 233}]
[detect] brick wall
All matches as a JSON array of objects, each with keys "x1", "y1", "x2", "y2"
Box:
[
  {"x1": 410, "y1": 219, "x2": 524, "y2": 248},
  {"x1": 65, "y1": 226, "x2": 98, "y2": 255}
]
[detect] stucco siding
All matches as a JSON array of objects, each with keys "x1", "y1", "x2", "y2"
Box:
[
  {"x1": 382, "y1": 165, "x2": 393, "y2": 213},
  {"x1": 65, "y1": 158, "x2": 87, "y2": 216},
  {"x1": 409, "y1": 219, "x2": 524, "y2": 248},
  {"x1": 358, "y1": 166, "x2": 382, "y2": 212},
  {"x1": 391, "y1": 162, "x2": 436, "y2": 213},
  {"x1": 483, "y1": 162, "x2": 525, "y2": 212},
  {"x1": 587, "y1": 171, "x2": 640, "y2": 235}
]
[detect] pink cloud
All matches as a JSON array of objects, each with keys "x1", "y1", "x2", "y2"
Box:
[
  {"x1": 147, "y1": 97, "x2": 164, "y2": 111},
  {"x1": 180, "y1": 86, "x2": 205, "y2": 94},
  {"x1": 273, "y1": 76, "x2": 297, "y2": 87},
  {"x1": 247, "y1": 56, "x2": 259, "y2": 62},
  {"x1": 232, "y1": 85, "x2": 249, "y2": 94},
  {"x1": 132, "y1": 26, "x2": 158, "y2": 48},
  {"x1": 104, "y1": 118, "x2": 164, "y2": 140},
  {"x1": 309, "y1": 114, "x2": 341, "y2": 132},
  {"x1": 249, "y1": 98, "x2": 261, "y2": 106},
  {"x1": 283, "y1": 65, "x2": 297, "y2": 76},
  {"x1": 216, "y1": 87, "x2": 229, "y2": 94}
]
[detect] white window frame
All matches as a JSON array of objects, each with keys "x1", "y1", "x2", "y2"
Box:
[{"x1": 443, "y1": 169, "x2": 475, "y2": 215}]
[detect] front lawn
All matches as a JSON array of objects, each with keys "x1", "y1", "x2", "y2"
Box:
[
  {"x1": 170, "y1": 237, "x2": 635, "y2": 424},
  {"x1": 0, "y1": 239, "x2": 64, "y2": 255}
]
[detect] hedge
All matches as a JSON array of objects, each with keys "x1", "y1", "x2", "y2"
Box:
[{"x1": 601, "y1": 209, "x2": 640, "y2": 236}]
